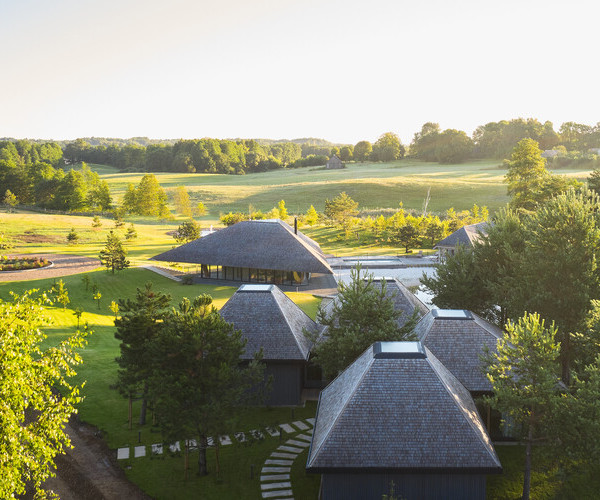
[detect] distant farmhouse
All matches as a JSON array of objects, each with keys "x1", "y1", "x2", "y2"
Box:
[
  {"x1": 434, "y1": 221, "x2": 489, "y2": 260},
  {"x1": 219, "y1": 284, "x2": 320, "y2": 406},
  {"x1": 541, "y1": 149, "x2": 560, "y2": 158},
  {"x1": 306, "y1": 341, "x2": 502, "y2": 500},
  {"x1": 326, "y1": 155, "x2": 344, "y2": 169},
  {"x1": 152, "y1": 219, "x2": 333, "y2": 286}
]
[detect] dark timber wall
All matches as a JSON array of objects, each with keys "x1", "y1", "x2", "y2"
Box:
[
  {"x1": 320, "y1": 473, "x2": 487, "y2": 500},
  {"x1": 265, "y1": 362, "x2": 304, "y2": 406}
]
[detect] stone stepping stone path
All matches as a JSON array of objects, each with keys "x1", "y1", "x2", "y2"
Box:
[
  {"x1": 117, "y1": 447, "x2": 130, "y2": 460},
  {"x1": 134, "y1": 445, "x2": 146, "y2": 458},
  {"x1": 291, "y1": 421, "x2": 309, "y2": 431},
  {"x1": 266, "y1": 427, "x2": 280, "y2": 437},
  {"x1": 235, "y1": 432, "x2": 246, "y2": 442},
  {"x1": 169, "y1": 442, "x2": 180, "y2": 453},
  {"x1": 151, "y1": 444, "x2": 163, "y2": 455},
  {"x1": 219, "y1": 435, "x2": 232, "y2": 446},
  {"x1": 259, "y1": 418, "x2": 315, "y2": 499}
]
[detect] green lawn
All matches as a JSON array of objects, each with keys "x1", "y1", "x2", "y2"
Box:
[
  {"x1": 93, "y1": 159, "x2": 595, "y2": 220},
  {"x1": 0, "y1": 268, "x2": 321, "y2": 447},
  {"x1": 99, "y1": 159, "x2": 513, "y2": 217},
  {"x1": 488, "y1": 445, "x2": 600, "y2": 499}
]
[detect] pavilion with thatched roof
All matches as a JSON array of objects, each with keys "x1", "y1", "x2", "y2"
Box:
[{"x1": 151, "y1": 219, "x2": 333, "y2": 286}]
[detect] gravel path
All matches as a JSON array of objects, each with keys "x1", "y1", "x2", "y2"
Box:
[{"x1": 0, "y1": 254, "x2": 101, "y2": 282}]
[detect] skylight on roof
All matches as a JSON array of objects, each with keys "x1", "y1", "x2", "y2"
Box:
[
  {"x1": 373, "y1": 341, "x2": 426, "y2": 359},
  {"x1": 238, "y1": 284, "x2": 273, "y2": 292},
  {"x1": 370, "y1": 277, "x2": 395, "y2": 282},
  {"x1": 431, "y1": 309, "x2": 473, "y2": 320}
]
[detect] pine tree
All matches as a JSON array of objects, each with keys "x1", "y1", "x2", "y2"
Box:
[
  {"x1": 99, "y1": 230, "x2": 129, "y2": 274},
  {"x1": 66, "y1": 227, "x2": 79, "y2": 244},
  {"x1": 310, "y1": 266, "x2": 417, "y2": 378}
]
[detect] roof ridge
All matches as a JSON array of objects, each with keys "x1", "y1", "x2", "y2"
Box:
[
  {"x1": 278, "y1": 221, "x2": 331, "y2": 269},
  {"x1": 308, "y1": 348, "x2": 375, "y2": 466},
  {"x1": 424, "y1": 347, "x2": 500, "y2": 467},
  {"x1": 272, "y1": 287, "x2": 314, "y2": 360}
]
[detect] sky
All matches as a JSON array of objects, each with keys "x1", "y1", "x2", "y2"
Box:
[{"x1": 1, "y1": 0, "x2": 599, "y2": 144}]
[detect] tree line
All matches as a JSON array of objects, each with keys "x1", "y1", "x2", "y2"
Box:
[{"x1": 0, "y1": 141, "x2": 111, "y2": 211}]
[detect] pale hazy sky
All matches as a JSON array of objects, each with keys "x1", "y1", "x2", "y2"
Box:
[{"x1": 1, "y1": 0, "x2": 598, "y2": 144}]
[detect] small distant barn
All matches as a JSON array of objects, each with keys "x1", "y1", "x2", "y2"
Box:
[
  {"x1": 151, "y1": 219, "x2": 333, "y2": 286},
  {"x1": 326, "y1": 155, "x2": 344, "y2": 169},
  {"x1": 541, "y1": 149, "x2": 560, "y2": 158},
  {"x1": 219, "y1": 284, "x2": 320, "y2": 406},
  {"x1": 306, "y1": 341, "x2": 502, "y2": 500},
  {"x1": 434, "y1": 222, "x2": 489, "y2": 260}
]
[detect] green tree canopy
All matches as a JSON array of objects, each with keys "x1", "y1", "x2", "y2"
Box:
[
  {"x1": 114, "y1": 283, "x2": 171, "y2": 427},
  {"x1": 99, "y1": 230, "x2": 130, "y2": 274},
  {"x1": 353, "y1": 140, "x2": 372, "y2": 161},
  {"x1": 323, "y1": 191, "x2": 359, "y2": 226},
  {"x1": 147, "y1": 295, "x2": 265, "y2": 476},
  {"x1": 310, "y1": 267, "x2": 417, "y2": 378},
  {"x1": 0, "y1": 289, "x2": 88, "y2": 498},
  {"x1": 484, "y1": 313, "x2": 562, "y2": 500},
  {"x1": 174, "y1": 219, "x2": 201, "y2": 244},
  {"x1": 372, "y1": 132, "x2": 405, "y2": 162}
]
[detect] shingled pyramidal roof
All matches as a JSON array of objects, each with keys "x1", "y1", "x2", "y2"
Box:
[
  {"x1": 219, "y1": 284, "x2": 318, "y2": 361},
  {"x1": 151, "y1": 219, "x2": 333, "y2": 275},
  {"x1": 306, "y1": 341, "x2": 501, "y2": 473},
  {"x1": 413, "y1": 309, "x2": 504, "y2": 393},
  {"x1": 434, "y1": 222, "x2": 490, "y2": 249}
]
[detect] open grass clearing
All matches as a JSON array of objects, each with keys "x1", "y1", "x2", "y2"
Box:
[{"x1": 92, "y1": 158, "x2": 595, "y2": 219}]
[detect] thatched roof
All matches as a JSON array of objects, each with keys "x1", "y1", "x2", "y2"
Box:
[
  {"x1": 306, "y1": 341, "x2": 501, "y2": 473},
  {"x1": 413, "y1": 309, "x2": 504, "y2": 392},
  {"x1": 151, "y1": 219, "x2": 333, "y2": 274},
  {"x1": 434, "y1": 222, "x2": 490, "y2": 249},
  {"x1": 219, "y1": 284, "x2": 318, "y2": 361}
]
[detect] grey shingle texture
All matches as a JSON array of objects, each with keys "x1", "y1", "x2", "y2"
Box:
[
  {"x1": 415, "y1": 310, "x2": 503, "y2": 392},
  {"x1": 306, "y1": 342, "x2": 501, "y2": 472},
  {"x1": 219, "y1": 284, "x2": 317, "y2": 361},
  {"x1": 434, "y1": 222, "x2": 490, "y2": 249}
]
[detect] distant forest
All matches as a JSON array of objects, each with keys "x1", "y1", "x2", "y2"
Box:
[{"x1": 0, "y1": 118, "x2": 600, "y2": 188}]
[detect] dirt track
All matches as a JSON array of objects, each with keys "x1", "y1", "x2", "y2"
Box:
[
  {"x1": 0, "y1": 254, "x2": 101, "y2": 282},
  {"x1": 43, "y1": 418, "x2": 151, "y2": 500}
]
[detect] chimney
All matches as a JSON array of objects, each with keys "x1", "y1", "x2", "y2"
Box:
[{"x1": 294, "y1": 217, "x2": 298, "y2": 234}]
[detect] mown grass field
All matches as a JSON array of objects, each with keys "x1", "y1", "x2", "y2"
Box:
[{"x1": 94, "y1": 159, "x2": 594, "y2": 222}]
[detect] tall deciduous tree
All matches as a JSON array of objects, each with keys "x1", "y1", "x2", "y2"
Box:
[
  {"x1": 353, "y1": 141, "x2": 372, "y2": 162},
  {"x1": 372, "y1": 132, "x2": 405, "y2": 162},
  {"x1": 99, "y1": 230, "x2": 130, "y2": 274},
  {"x1": 0, "y1": 289, "x2": 88, "y2": 498},
  {"x1": 173, "y1": 185, "x2": 192, "y2": 217},
  {"x1": 484, "y1": 313, "x2": 562, "y2": 500},
  {"x1": 310, "y1": 267, "x2": 417, "y2": 378},
  {"x1": 174, "y1": 219, "x2": 201, "y2": 244},
  {"x1": 504, "y1": 138, "x2": 550, "y2": 211},
  {"x1": 147, "y1": 295, "x2": 265, "y2": 476}
]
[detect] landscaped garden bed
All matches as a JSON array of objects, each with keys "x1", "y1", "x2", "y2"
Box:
[{"x1": 0, "y1": 256, "x2": 51, "y2": 272}]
